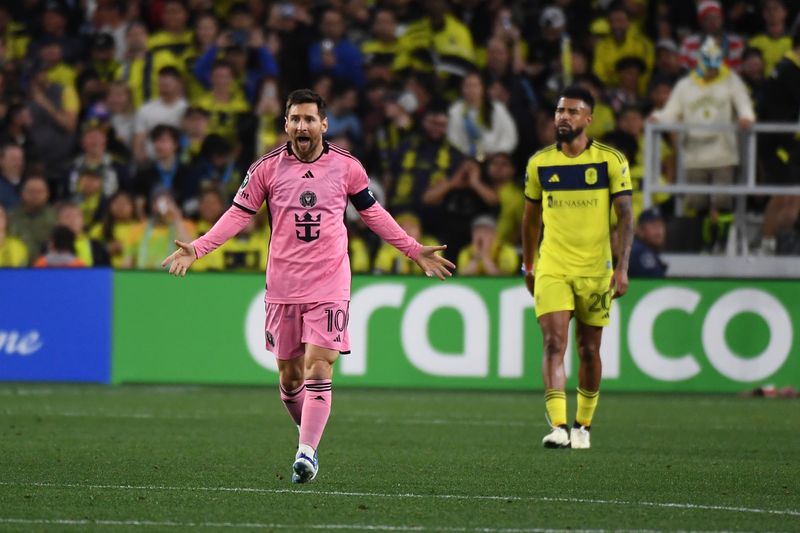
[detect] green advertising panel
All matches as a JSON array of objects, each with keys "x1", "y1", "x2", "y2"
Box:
[{"x1": 113, "y1": 272, "x2": 799, "y2": 392}]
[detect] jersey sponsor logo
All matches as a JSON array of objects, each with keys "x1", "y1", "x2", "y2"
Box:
[
  {"x1": 295, "y1": 212, "x2": 321, "y2": 242},
  {"x1": 299, "y1": 190, "x2": 317, "y2": 208},
  {"x1": 300, "y1": 170, "x2": 315, "y2": 179},
  {"x1": 240, "y1": 172, "x2": 251, "y2": 190},
  {"x1": 547, "y1": 194, "x2": 599, "y2": 209},
  {"x1": 585, "y1": 167, "x2": 598, "y2": 185},
  {"x1": 548, "y1": 174, "x2": 560, "y2": 183}
]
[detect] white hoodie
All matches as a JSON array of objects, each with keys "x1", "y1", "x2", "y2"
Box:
[{"x1": 652, "y1": 67, "x2": 755, "y2": 169}]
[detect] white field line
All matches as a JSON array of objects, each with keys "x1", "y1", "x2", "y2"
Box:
[
  {"x1": 1, "y1": 481, "x2": 797, "y2": 518},
  {"x1": 0, "y1": 409, "x2": 527, "y2": 426},
  {"x1": 0, "y1": 518, "x2": 750, "y2": 532}
]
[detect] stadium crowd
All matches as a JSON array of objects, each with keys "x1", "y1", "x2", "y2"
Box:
[{"x1": 0, "y1": 0, "x2": 798, "y2": 273}]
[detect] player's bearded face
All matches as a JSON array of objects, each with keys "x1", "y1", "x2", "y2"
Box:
[
  {"x1": 555, "y1": 123, "x2": 583, "y2": 142},
  {"x1": 554, "y1": 98, "x2": 591, "y2": 143},
  {"x1": 286, "y1": 103, "x2": 329, "y2": 160}
]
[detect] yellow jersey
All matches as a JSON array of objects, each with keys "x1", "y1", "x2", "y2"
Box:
[
  {"x1": 0, "y1": 236, "x2": 29, "y2": 267},
  {"x1": 524, "y1": 140, "x2": 631, "y2": 277}
]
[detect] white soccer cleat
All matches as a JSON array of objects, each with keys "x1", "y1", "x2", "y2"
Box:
[
  {"x1": 542, "y1": 426, "x2": 571, "y2": 448},
  {"x1": 570, "y1": 425, "x2": 591, "y2": 449},
  {"x1": 291, "y1": 443, "x2": 318, "y2": 483}
]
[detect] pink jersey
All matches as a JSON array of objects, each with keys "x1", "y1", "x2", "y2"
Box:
[{"x1": 193, "y1": 141, "x2": 422, "y2": 304}]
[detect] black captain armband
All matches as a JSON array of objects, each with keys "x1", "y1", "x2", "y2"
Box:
[
  {"x1": 349, "y1": 187, "x2": 377, "y2": 211},
  {"x1": 233, "y1": 201, "x2": 257, "y2": 214}
]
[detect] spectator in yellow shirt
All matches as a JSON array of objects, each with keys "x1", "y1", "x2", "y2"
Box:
[
  {"x1": 0, "y1": 204, "x2": 28, "y2": 267},
  {"x1": 592, "y1": 3, "x2": 654, "y2": 94},
  {"x1": 457, "y1": 214, "x2": 519, "y2": 276},
  {"x1": 374, "y1": 212, "x2": 438, "y2": 275},
  {"x1": 89, "y1": 191, "x2": 144, "y2": 269},
  {"x1": 194, "y1": 61, "x2": 251, "y2": 145},
  {"x1": 748, "y1": 0, "x2": 791, "y2": 76}
]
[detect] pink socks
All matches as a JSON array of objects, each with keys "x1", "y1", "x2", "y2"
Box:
[
  {"x1": 299, "y1": 379, "x2": 332, "y2": 449},
  {"x1": 279, "y1": 383, "x2": 305, "y2": 426}
]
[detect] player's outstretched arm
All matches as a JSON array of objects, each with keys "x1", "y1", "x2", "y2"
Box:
[
  {"x1": 414, "y1": 245, "x2": 456, "y2": 280},
  {"x1": 161, "y1": 239, "x2": 197, "y2": 277}
]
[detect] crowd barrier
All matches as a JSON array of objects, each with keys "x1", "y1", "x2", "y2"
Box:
[{"x1": 2, "y1": 270, "x2": 797, "y2": 392}]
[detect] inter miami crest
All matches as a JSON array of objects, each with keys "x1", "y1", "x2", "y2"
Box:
[
  {"x1": 299, "y1": 190, "x2": 317, "y2": 208},
  {"x1": 265, "y1": 330, "x2": 275, "y2": 347}
]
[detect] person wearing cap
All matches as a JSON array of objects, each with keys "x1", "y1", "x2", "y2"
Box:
[
  {"x1": 526, "y1": 5, "x2": 568, "y2": 93},
  {"x1": 592, "y1": 2, "x2": 654, "y2": 94},
  {"x1": 651, "y1": 36, "x2": 755, "y2": 253},
  {"x1": 652, "y1": 38, "x2": 685, "y2": 85},
  {"x1": 628, "y1": 208, "x2": 667, "y2": 277},
  {"x1": 748, "y1": 0, "x2": 792, "y2": 77},
  {"x1": 88, "y1": 32, "x2": 121, "y2": 83},
  {"x1": 678, "y1": 0, "x2": 745, "y2": 72},
  {"x1": 67, "y1": 118, "x2": 128, "y2": 201},
  {"x1": 457, "y1": 214, "x2": 518, "y2": 276}
]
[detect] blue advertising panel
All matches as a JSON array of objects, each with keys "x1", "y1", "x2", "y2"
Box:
[{"x1": 0, "y1": 269, "x2": 112, "y2": 383}]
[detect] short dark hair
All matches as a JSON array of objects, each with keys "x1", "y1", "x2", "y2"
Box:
[
  {"x1": 559, "y1": 85, "x2": 595, "y2": 111},
  {"x1": 51, "y1": 225, "x2": 76, "y2": 253},
  {"x1": 285, "y1": 89, "x2": 327, "y2": 118},
  {"x1": 150, "y1": 124, "x2": 181, "y2": 144},
  {"x1": 158, "y1": 66, "x2": 183, "y2": 79},
  {"x1": 211, "y1": 60, "x2": 235, "y2": 74}
]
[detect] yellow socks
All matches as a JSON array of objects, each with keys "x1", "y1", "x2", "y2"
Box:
[
  {"x1": 575, "y1": 387, "x2": 599, "y2": 428},
  {"x1": 544, "y1": 389, "x2": 567, "y2": 427}
]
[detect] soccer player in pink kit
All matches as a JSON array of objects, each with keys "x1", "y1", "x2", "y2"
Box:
[{"x1": 162, "y1": 89, "x2": 455, "y2": 483}]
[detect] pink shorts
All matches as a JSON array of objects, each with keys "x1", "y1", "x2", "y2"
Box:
[{"x1": 264, "y1": 300, "x2": 350, "y2": 360}]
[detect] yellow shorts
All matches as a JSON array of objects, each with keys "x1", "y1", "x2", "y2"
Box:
[{"x1": 533, "y1": 272, "x2": 614, "y2": 327}]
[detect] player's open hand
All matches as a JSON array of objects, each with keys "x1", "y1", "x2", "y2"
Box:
[
  {"x1": 610, "y1": 268, "x2": 629, "y2": 298},
  {"x1": 161, "y1": 240, "x2": 197, "y2": 277},
  {"x1": 415, "y1": 245, "x2": 455, "y2": 280}
]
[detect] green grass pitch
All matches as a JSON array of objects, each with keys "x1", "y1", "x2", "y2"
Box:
[{"x1": 0, "y1": 385, "x2": 797, "y2": 532}]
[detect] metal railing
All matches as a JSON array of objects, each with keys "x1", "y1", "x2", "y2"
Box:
[{"x1": 643, "y1": 122, "x2": 800, "y2": 255}]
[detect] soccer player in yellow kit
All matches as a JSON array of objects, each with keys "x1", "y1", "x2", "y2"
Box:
[{"x1": 521, "y1": 86, "x2": 634, "y2": 449}]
